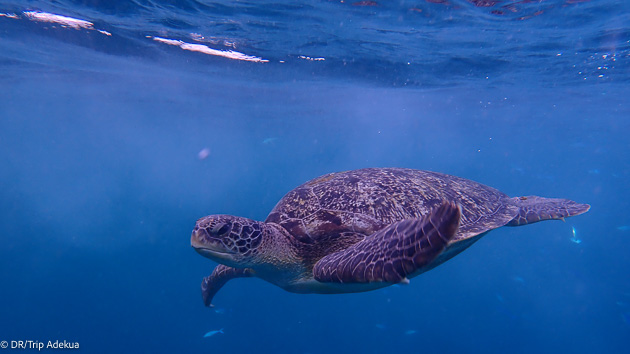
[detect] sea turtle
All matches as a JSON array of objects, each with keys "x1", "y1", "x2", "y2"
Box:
[{"x1": 191, "y1": 168, "x2": 589, "y2": 306}]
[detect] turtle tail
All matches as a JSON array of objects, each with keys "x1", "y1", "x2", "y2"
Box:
[{"x1": 507, "y1": 196, "x2": 590, "y2": 226}]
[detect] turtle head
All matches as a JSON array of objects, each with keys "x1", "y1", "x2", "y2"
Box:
[{"x1": 191, "y1": 215, "x2": 266, "y2": 267}]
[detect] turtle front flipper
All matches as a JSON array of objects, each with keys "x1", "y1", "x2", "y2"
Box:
[
  {"x1": 202, "y1": 265, "x2": 254, "y2": 307},
  {"x1": 313, "y1": 201, "x2": 461, "y2": 284},
  {"x1": 507, "y1": 196, "x2": 590, "y2": 226}
]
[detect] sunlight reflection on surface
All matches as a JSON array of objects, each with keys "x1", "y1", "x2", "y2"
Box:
[{"x1": 152, "y1": 36, "x2": 269, "y2": 63}]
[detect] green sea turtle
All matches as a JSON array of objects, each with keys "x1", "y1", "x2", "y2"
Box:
[{"x1": 191, "y1": 168, "x2": 589, "y2": 306}]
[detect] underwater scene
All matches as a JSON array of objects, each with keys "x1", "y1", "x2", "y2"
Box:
[{"x1": 1, "y1": 0, "x2": 629, "y2": 353}]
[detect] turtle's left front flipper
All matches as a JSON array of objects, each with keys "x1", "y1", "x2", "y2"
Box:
[
  {"x1": 202, "y1": 265, "x2": 254, "y2": 307},
  {"x1": 313, "y1": 201, "x2": 461, "y2": 284}
]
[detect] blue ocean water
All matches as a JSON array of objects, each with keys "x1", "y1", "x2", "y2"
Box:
[{"x1": 1, "y1": 0, "x2": 629, "y2": 352}]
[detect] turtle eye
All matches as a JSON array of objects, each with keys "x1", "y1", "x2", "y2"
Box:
[{"x1": 213, "y1": 223, "x2": 230, "y2": 236}]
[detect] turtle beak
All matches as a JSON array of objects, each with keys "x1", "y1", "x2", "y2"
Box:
[
  {"x1": 190, "y1": 226, "x2": 209, "y2": 250},
  {"x1": 191, "y1": 226, "x2": 236, "y2": 260},
  {"x1": 190, "y1": 226, "x2": 207, "y2": 250}
]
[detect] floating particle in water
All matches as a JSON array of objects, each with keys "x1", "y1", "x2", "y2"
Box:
[
  {"x1": 203, "y1": 328, "x2": 224, "y2": 338},
  {"x1": 262, "y1": 137, "x2": 278, "y2": 144},
  {"x1": 404, "y1": 330, "x2": 417, "y2": 335},
  {"x1": 510, "y1": 165, "x2": 525, "y2": 174},
  {"x1": 213, "y1": 307, "x2": 227, "y2": 315},
  {"x1": 570, "y1": 226, "x2": 582, "y2": 244},
  {"x1": 495, "y1": 303, "x2": 520, "y2": 321},
  {"x1": 511, "y1": 276, "x2": 525, "y2": 284},
  {"x1": 198, "y1": 148, "x2": 211, "y2": 160},
  {"x1": 375, "y1": 324, "x2": 386, "y2": 330},
  {"x1": 617, "y1": 226, "x2": 630, "y2": 231}
]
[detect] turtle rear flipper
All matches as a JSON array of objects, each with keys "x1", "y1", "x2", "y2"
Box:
[
  {"x1": 507, "y1": 196, "x2": 591, "y2": 226},
  {"x1": 313, "y1": 201, "x2": 461, "y2": 284},
  {"x1": 202, "y1": 265, "x2": 254, "y2": 307}
]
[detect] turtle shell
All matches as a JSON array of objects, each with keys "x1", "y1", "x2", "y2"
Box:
[{"x1": 265, "y1": 168, "x2": 518, "y2": 244}]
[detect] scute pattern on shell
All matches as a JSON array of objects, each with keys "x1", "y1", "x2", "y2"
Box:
[{"x1": 265, "y1": 168, "x2": 519, "y2": 243}]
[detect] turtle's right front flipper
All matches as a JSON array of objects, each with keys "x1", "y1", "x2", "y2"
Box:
[
  {"x1": 313, "y1": 201, "x2": 461, "y2": 284},
  {"x1": 202, "y1": 265, "x2": 254, "y2": 307}
]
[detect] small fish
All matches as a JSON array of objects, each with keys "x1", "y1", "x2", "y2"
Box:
[
  {"x1": 617, "y1": 226, "x2": 630, "y2": 231},
  {"x1": 495, "y1": 293, "x2": 504, "y2": 303},
  {"x1": 262, "y1": 137, "x2": 278, "y2": 144},
  {"x1": 511, "y1": 276, "x2": 525, "y2": 283},
  {"x1": 375, "y1": 324, "x2": 386, "y2": 330},
  {"x1": 570, "y1": 226, "x2": 582, "y2": 244},
  {"x1": 203, "y1": 328, "x2": 224, "y2": 338},
  {"x1": 404, "y1": 330, "x2": 417, "y2": 335}
]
